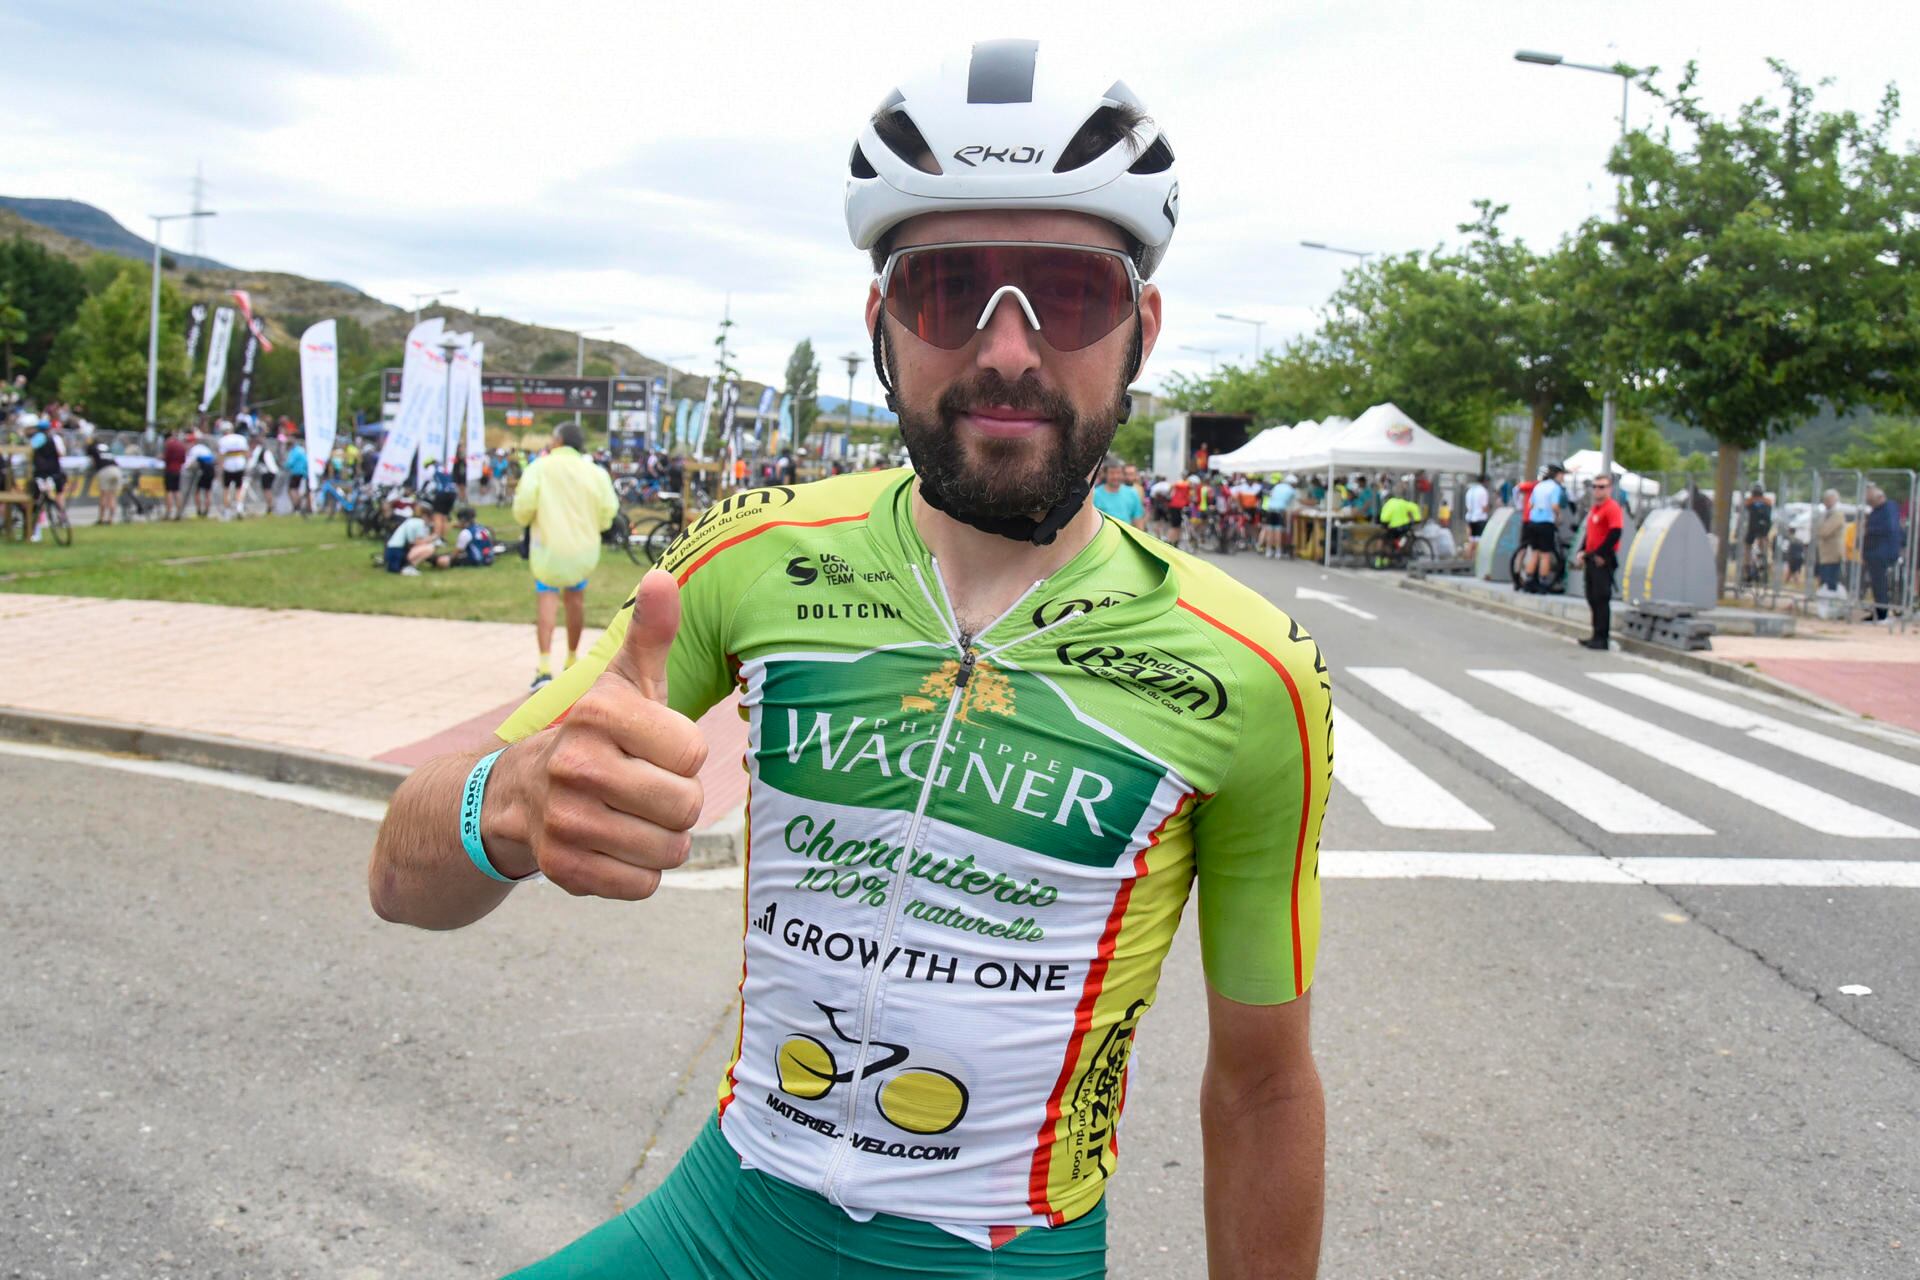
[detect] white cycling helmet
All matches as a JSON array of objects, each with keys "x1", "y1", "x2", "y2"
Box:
[{"x1": 845, "y1": 40, "x2": 1180, "y2": 278}]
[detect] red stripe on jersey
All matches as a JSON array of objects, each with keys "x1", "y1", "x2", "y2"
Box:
[
  {"x1": 673, "y1": 513, "x2": 869, "y2": 585},
  {"x1": 1175, "y1": 598, "x2": 1315, "y2": 997}
]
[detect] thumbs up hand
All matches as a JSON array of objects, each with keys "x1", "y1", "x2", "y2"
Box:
[{"x1": 513, "y1": 570, "x2": 709, "y2": 900}]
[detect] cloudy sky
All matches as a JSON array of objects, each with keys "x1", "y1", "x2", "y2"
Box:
[{"x1": 3, "y1": 0, "x2": 1912, "y2": 403}]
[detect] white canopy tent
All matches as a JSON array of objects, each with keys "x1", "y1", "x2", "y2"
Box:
[
  {"x1": 1562, "y1": 448, "x2": 1662, "y2": 497},
  {"x1": 1208, "y1": 424, "x2": 1297, "y2": 474},
  {"x1": 1286, "y1": 403, "x2": 1481, "y2": 474}
]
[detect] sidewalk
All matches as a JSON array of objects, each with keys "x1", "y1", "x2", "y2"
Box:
[
  {"x1": 0, "y1": 592, "x2": 748, "y2": 829},
  {"x1": 1406, "y1": 574, "x2": 1920, "y2": 732}
]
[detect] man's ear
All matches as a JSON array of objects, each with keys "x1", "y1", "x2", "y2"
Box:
[
  {"x1": 1136, "y1": 283, "x2": 1163, "y2": 369},
  {"x1": 866, "y1": 282, "x2": 883, "y2": 338}
]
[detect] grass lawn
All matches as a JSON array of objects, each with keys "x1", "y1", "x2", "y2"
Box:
[{"x1": 0, "y1": 501, "x2": 667, "y2": 626}]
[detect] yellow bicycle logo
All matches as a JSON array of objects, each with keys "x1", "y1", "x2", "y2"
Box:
[{"x1": 776, "y1": 1001, "x2": 970, "y2": 1136}]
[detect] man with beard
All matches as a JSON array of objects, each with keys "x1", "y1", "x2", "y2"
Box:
[{"x1": 368, "y1": 42, "x2": 1330, "y2": 1280}]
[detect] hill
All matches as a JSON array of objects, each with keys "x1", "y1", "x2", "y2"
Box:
[
  {"x1": 0, "y1": 196, "x2": 229, "y2": 271},
  {"x1": 0, "y1": 198, "x2": 758, "y2": 395}
]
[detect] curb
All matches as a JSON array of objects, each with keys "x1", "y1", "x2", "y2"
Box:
[
  {"x1": 0, "y1": 703, "x2": 752, "y2": 863},
  {"x1": 1396, "y1": 577, "x2": 1865, "y2": 719},
  {"x1": 0, "y1": 707, "x2": 410, "y2": 802}
]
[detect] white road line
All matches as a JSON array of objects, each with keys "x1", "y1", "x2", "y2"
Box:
[
  {"x1": 1590, "y1": 672, "x2": 1920, "y2": 798},
  {"x1": 1347, "y1": 667, "x2": 1710, "y2": 835},
  {"x1": 1324, "y1": 850, "x2": 1920, "y2": 887},
  {"x1": 1331, "y1": 707, "x2": 1492, "y2": 830},
  {"x1": 0, "y1": 739, "x2": 389, "y2": 823},
  {"x1": 1477, "y1": 671, "x2": 1918, "y2": 840}
]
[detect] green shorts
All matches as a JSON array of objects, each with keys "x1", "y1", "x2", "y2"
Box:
[{"x1": 505, "y1": 1114, "x2": 1106, "y2": 1279}]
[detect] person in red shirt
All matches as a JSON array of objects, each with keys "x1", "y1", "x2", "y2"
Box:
[
  {"x1": 1572, "y1": 476, "x2": 1625, "y2": 650},
  {"x1": 161, "y1": 428, "x2": 190, "y2": 520}
]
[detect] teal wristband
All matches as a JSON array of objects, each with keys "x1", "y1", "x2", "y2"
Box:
[{"x1": 461, "y1": 748, "x2": 531, "y2": 883}]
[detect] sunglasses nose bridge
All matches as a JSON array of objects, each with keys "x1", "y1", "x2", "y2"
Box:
[{"x1": 975, "y1": 284, "x2": 1042, "y2": 335}]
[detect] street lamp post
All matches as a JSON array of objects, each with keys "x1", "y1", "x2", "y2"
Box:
[
  {"x1": 1299, "y1": 240, "x2": 1373, "y2": 260},
  {"x1": 1215, "y1": 313, "x2": 1266, "y2": 365},
  {"x1": 840, "y1": 354, "x2": 864, "y2": 433},
  {"x1": 1178, "y1": 344, "x2": 1221, "y2": 372},
  {"x1": 572, "y1": 325, "x2": 616, "y2": 430},
  {"x1": 146, "y1": 210, "x2": 216, "y2": 436},
  {"x1": 409, "y1": 289, "x2": 459, "y2": 328},
  {"x1": 1515, "y1": 48, "x2": 1635, "y2": 480}
]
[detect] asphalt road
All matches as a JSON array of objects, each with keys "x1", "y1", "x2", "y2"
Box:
[{"x1": 4, "y1": 556, "x2": 1917, "y2": 1278}]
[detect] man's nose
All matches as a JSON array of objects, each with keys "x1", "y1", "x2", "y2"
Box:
[{"x1": 973, "y1": 287, "x2": 1044, "y2": 383}]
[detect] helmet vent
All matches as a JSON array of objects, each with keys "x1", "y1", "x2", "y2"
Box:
[
  {"x1": 874, "y1": 107, "x2": 943, "y2": 175},
  {"x1": 1128, "y1": 135, "x2": 1174, "y2": 175},
  {"x1": 1052, "y1": 103, "x2": 1147, "y2": 174},
  {"x1": 850, "y1": 143, "x2": 877, "y2": 180}
]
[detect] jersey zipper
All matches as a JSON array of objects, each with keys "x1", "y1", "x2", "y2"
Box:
[{"x1": 818, "y1": 562, "x2": 1061, "y2": 1208}]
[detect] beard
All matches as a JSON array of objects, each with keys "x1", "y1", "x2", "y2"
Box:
[{"x1": 896, "y1": 365, "x2": 1126, "y2": 521}]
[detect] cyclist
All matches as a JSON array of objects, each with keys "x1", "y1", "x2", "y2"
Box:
[
  {"x1": 27, "y1": 418, "x2": 65, "y2": 540},
  {"x1": 1377, "y1": 486, "x2": 1422, "y2": 556},
  {"x1": 369, "y1": 43, "x2": 1330, "y2": 1279},
  {"x1": 1741, "y1": 483, "x2": 1773, "y2": 585}
]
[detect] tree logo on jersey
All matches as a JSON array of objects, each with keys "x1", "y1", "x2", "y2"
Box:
[
  {"x1": 1063, "y1": 997, "x2": 1148, "y2": 1182},
  {"x1": 1056, "y1": 642, "x2": 1229, "y2": 720},
  {"x1": 775, "y1": 1001, "x2": 970, "y2": 1136},
  {"x1": 900, "y1": 659, "x2": 1016, "y2": 725}
]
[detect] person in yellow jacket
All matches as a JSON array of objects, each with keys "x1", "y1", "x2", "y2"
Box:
[{"x1": 513, "y1": 423, "x2": 618, "y2": 688}]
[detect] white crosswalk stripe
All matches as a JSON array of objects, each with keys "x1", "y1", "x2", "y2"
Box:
[
  {"x1": 1346, "y1": 667, "x2": 1711, "y2": 835},
  {"x1": 1476, "y1": 671, "x2": 1918, "y2": 839},
  {"x1": 1331, "y1": 707, "x2": 1493, "y2": 831},
  {"x1": 1589, "y1": 672, "x2": 1920, "y2": 798}
]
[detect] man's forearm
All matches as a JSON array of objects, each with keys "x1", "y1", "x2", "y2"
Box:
[
  {"x1": 1200, "y1": 1064, "x2": 1325, "y2": 1280},
  {"x1": 367, "y1": 739, "x2": 541, "y2": 930}
]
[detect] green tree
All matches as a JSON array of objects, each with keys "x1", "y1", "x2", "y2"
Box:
[
  {"x1": 0, "y1": 286, "x2": 26, "y2": 381},
  {"x1": 1612, "y1": 412, "x2": 1681, "y2": 475},
  {"x1": 0, "y1": 236, "x2": 87, "y2": 388},
  {"x1": 784, "y1": 339, "x2": 821, "y2": 443},
  {"x1": 1834, "y1": 416, "x2": 1920, "y2": 471},
  {"x1": 1161, "y1": 336, "x2": 1368, "y2": 425},
  {"x1": 1591, "y1": 61, "x2": 1920, "y2": 580},
  {"x1": 51, "y1": 261, "x2": 192, "y2": 431}
]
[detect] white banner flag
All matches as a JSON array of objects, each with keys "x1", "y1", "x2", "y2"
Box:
[
  {"x1": 373, "y1": 318, "x2": 447, "y2": 487},
  {"x1": 198, "y1": 306, "x2": 236, "y2": 412},
  {"x1": 464, "y1": 340, "x2": 487, "y2": 495},
  {"x1": 298, "y1": 320, "x2": 339, "y2": 484}
]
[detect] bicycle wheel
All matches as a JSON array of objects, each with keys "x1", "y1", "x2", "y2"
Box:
[
  {"x1": 641, "y1": 519, "x2": 679, "y2": 565},
  {"x1": 47, "y1": 503, "x2": 72, "y2": 546},
  {"x1": 611, "y1": 512, "x2": 644, "y2": 565}
]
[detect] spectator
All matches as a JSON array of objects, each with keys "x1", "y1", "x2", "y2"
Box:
[
  {"x1": 384, "y1": 502, "x2": 448, "y2": 576},
  {"x1": 1572, "y1": 475, "x2": 1625, "y2": 650},
  {"x1": 1814, "y1": 489, "x2": 1847, "y2": 593},
  {"x1": 285, "y1": 439, "x2": 310, "y2": 514},
  {"x1": 1462, "y1": 473, "x2": 1490, "y2": 556},
  {"x1": 85, "y1": 437, "x2": 122, "y2": 525},
  {"x1": 1260, "y1": 472, "x2": 1297, "y2": 558},
  {"x1": 452, "y1": 505, "x2": 497, "y2": 566},
  {"x1": 513, "y1": 421, "x2": 619, "y2": 689},
  {"x1": 161, "y1": 428, "x2": 189, "y2": 520},
  {"x1": 217, "y1": 423, "x2": 249, "y2": 519},
  {"x1": 1519, "y1": 463, "x2": 1567, "y2": 593},
  {"x1": 246, "y1": 433, "x2": 280, "y2": 514},
  {"x1": 1090, "y1": 460, "x2": 1145, "y2": 529},
  {"x1": 1862, "y1": 485, "x2": 1903, "y2": 622},
  {"x1": 187, "y1": 432, "x2": 217, "y2": 517},
  {"x1": 1122, "y1": 462, "x2": 1147, "y2": 513},
  {"x1": 423, "y1": 459, "x2": 458, "y2": 539}
]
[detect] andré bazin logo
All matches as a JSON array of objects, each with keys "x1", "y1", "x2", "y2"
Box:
[{"x1": 1058, "y1": 642, "x2": 1228, "y2": 720}]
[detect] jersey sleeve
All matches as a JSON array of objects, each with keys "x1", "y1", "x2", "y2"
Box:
[{"x1": 1187, "y1": 601, "x2": 1331, "y2": 1005}]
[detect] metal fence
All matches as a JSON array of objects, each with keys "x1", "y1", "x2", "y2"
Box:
[{"x1": 1625, "y1": 467, "x2": 1916, "y2": 630}]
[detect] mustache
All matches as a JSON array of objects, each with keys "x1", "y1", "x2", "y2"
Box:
[{"x1": 937, "y1": 372, "x2": 1076, "y2": 426}]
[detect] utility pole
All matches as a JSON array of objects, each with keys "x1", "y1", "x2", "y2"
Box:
[
  {"x1": 146, "y1": 209, "x2": 216, "y2": 436},
  {"x1": 189, "y1": 163, "x2": 210, "y2": 260}
]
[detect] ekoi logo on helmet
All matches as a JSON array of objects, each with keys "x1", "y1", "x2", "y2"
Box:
[{"x1": 951, "y1": 144, "x2": 1046, "y2": 168}]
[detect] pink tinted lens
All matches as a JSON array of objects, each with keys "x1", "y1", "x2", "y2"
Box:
[{"x1": 887, "y1": 245, "x2": 1134, "y2": 351}]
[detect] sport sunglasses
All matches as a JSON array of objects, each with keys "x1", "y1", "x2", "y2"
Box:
[{"x1": 877, "y1": 241, "x2": 1142, "y2": 353}]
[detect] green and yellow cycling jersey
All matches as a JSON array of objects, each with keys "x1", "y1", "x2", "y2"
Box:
[{"x1": 497, "y1": 468, "x2": 1331, "y2": 1247}]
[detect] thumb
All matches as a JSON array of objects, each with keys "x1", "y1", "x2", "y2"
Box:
[{"x1": 606, "y1": 569, "x2": 681, "y2": 704}]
